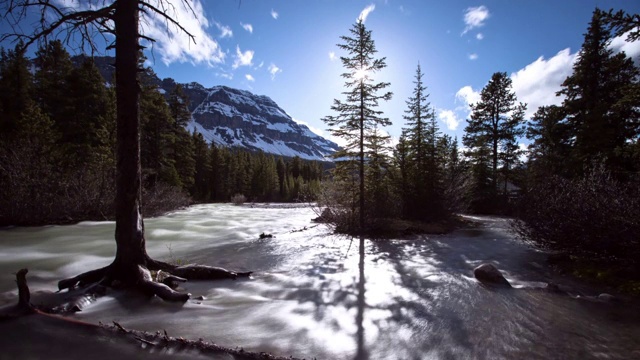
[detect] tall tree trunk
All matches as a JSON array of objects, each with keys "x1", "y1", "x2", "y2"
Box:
[
  {"x1": 112, "y1": 0, "x2": 148, "y2": 278},
  {"x1": 359, "y1": 83, "x2": 365, "y2": 233}
]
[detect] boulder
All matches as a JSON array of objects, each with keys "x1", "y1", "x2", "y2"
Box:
[{"x1": 474, "y1": 263, "x2": 512, "y2": 288}]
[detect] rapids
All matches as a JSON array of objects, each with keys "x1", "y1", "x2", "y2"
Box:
[{"x1": 1, "y1": 204, "x2": 639, "y2": 359}]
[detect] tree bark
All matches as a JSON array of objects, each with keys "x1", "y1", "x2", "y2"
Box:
[{"x1": 112, "y1": 0, "x2": 149, "y2": 280}]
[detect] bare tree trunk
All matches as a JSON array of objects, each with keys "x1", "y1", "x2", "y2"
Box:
[{"x1": 111, "y1": 0, "x2": 149, "y2": 279}]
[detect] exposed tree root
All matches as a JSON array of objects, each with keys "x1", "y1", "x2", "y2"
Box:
[
  {"x1": 56, "y1": 256, "x2": 253, "y2": 303},
  {"x1": 58, "y1": 266, "x2": 109, "y2": 291},
  {"x1": 3, "y1": 270, "x2": 302, "y2": 360}
]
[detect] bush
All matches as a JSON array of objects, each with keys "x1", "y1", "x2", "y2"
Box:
[
  {"x1": 142, "y1": 182, "x2": 191, "y2": 217},
  {"x1": 513, "y1": 164, "x2": 640, "y2": 262},
  {"x1": 231, "y1": 193, "x2": 247, "y2": 205}
]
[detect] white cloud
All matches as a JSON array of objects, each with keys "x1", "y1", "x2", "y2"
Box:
[
  {"x1": 268, "y1": 63, "x2": 282, "y2": 80},
  {"x1": 462, "y1": 5, "x2": 490, "y2": 35},
  {"x1": 232, "y1": 45, "x2": 254, "y2": 69},
  {"x1": 241, "y1": 22, "x2": 253, "y2": 34},
  {"x1": 510, "y1": 48, "x2": 576, "y2": 118},
  {"x1": 137, "y1": 0, "x2": 225, "y2": 66},
  {"x1": 609, "y1": 31, "x2": 640, "y2": 60},
  {"x1": 245, "y1": 74, "x2": 255, "y2": 82},
  {"x1": 358, "y1": 4, "x2": 376, "y2": 23},
  {"x1": 456, "y1": 86, "x2": 481, "y2": 108},
  {"x1": 217, "y1": 72, "x2": 233, "y2": 80},
  {"x1": 469, "y1": 53, "x2": 478, "y2": 60},
  {"x1": 476, "y1": 33, "x2": 484, "y2": 40},
  {"x1": 214, "y1": 21, "x2": 232, "y2": 38},
  {"x1": 438, "y1": 109, "x2": 461, "y2": 130},
  {"x1": 271, "y1": 9, "x2": 279, "y2": 20},
  {"x1": 329, "y1": 51, "x2": 337, "y2": 61}
]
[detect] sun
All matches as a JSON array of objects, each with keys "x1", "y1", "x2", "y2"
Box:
[{"x1": 353, "y1": 67, "x2": 368, "y2": 81}]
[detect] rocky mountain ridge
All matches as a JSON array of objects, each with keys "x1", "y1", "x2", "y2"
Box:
[{"x1": 73, "y1": 55, "x2": 338, "y2": 161}]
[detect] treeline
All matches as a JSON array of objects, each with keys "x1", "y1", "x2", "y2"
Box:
[
  {"x1": 321, "y1": 7, "x2": 639, "y2": 250},
  {"x1": 0, "y1": 40, "x2": 323, "y2": 226},
  {"x1": 320, "y1": 21, "x2": 468, "y2": 234}
]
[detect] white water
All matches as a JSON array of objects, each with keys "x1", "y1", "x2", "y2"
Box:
[{"x1": 1, "y1": 204, "x2": 640, "y2": 359}]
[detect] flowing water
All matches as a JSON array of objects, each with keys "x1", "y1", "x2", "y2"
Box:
[{"x1": 1, "y1": 204, "x2": 639, "y2": 359}]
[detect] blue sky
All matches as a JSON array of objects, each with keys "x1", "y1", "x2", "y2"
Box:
[{"x1": 4, "y1": 0, "x2": 640, "y2": 147}]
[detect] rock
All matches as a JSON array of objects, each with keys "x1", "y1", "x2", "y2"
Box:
[
  {"x1": 598, "y1": 293, "x2": 615, "y2": 302},
  {"x1": 473, "y1": 263, "x2": 512, "y2": 288},
  {"x1": 259, "y1": 233, "x2": 273, "y2": 239},
  {"x1": 544, "y1": 282, "x2": 576, "y2": 295}
]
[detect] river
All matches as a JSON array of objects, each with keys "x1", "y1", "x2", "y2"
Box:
[{"x1": 1, "y1": 204, "x2": 639, "y2": 359}]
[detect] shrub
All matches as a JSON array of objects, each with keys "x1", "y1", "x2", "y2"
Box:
[
  {"x1": 231, "y1": 193, "x2": 247, "y2": 205},
  {"x1": 513, "y1": 164, "x2": 640, "y2": 262}
]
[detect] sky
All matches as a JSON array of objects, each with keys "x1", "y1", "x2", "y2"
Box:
[{"x1": 3, "y1": 0, "x2": 640, "y2": 148}]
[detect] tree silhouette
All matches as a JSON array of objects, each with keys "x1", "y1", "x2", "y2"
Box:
[{"x1": 322, "y1": 19, "x2": 392, "y2": 233}]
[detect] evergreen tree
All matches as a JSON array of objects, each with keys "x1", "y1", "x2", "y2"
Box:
[
  {"x1": 0, "y1": 43, "x2": 32, "y2": 139},
  {"x1": 463, "y1": 72, "x2": 526, "y2": 212},
  {"x1": 526, "y1": 105, "x2": 571, "y2": 177},
  {"x1": 140, "y1": 84, "x2": 180, "y2": 187},
  {"x1": 191, "y1": 131, "x2": 211, "y2": 200},
  {"x1": 365, "y1": 126, "x2": 394, "y2": 218},
  {"x1": 393, "y1": 131, "x2": 411, "y2": 217},
  {"x1": 167, "y1": 83, "x2": 196, "y2": 190},
  {"x1": 322, "y1": 19, "x2": 392, "y2": 232},
  {"x1": 558, "y1": 8, "x2": 640, "y2": 177},
  {"x1": 64, "y1": 57, "x2": 116, "y2": 165},
  {"x1": 33, "y1": 40, "x2": 73, "y2": 129}
]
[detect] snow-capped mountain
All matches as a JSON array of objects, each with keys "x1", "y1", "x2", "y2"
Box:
[
  {"x1": 71, "y1": 55, "x2": 338, "y2": 161},
  {"x1": 163, "y1": 82, "x2": 339, "y2": 161}
]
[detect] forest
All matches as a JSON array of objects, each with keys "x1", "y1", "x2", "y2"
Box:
[{"x1": 0, "y1": 41, "x2": 324, "y2": 226}]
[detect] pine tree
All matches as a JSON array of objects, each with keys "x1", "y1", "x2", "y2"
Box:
[
  {"x1": 558, "y1": 8, "x2": 640, "y2": 176},
  {"x1": 140, "y1": 84, "x2": 180, "y2": 187},
  {"x1": 526, "y1": 105, "x2": 571, "y2": 177},
  {"x1": 33, "y1": 40, "x2": 73, "y2": 129},
  {"x1": 191, "y1": 131, "x2": 211, "y2": 200},
  {"x1": 463, "y1": 72, "x2": 526, "y2": 212},
  {"x1": 322, "y1": 19, "x2": 392, "y2": 232},
  {"x1": 0, "y1": 43, "x2": 32, "y2": 139},
  {"x1": 64, "y1": 57, "x2": 116, "y2": 165},
  {"x1": 364, "y1": 126, "x2": 393, "y2": 218}
]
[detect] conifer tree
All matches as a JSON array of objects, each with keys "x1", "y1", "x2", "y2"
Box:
[
  {"x1": 463, "y1": 72, "x2": 526, "y2": 212},
  {"x1": 64, "y1": 57, "x2": 115, "y2": 165},
  {"x1": 0, "y1": 43, "x2": 32, "y2": 139},
  {"x1": 33, "y1": 40, "x2": 73, "y2": 129},
  {"x1": 558, "y1": 8, "x2": 640, "y2": 176},
  {"x1": 322, "y1": 19, "x2": 392, "y2": 232},
  {"x1": 401, "y1": 63, "x2": 446, "y2": 219},
  {"x1": 191, "y1": 131, "x2": 211, "y2": 200}
]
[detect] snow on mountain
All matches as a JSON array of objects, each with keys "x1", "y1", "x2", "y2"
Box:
[
  {"x1": 69, "y1": 55, "x2": 338, "y2": 161},
  {"x1": 178, "y1": 85, "x2": 339, "y2": 161}
]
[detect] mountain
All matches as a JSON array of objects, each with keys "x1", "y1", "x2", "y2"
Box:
[
  {"x1": 71, "y1": 55, "x2": 339, "y2": 161},
  {"x1": 162, "y1": 81, "x2": 339, "y2": 161}
]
